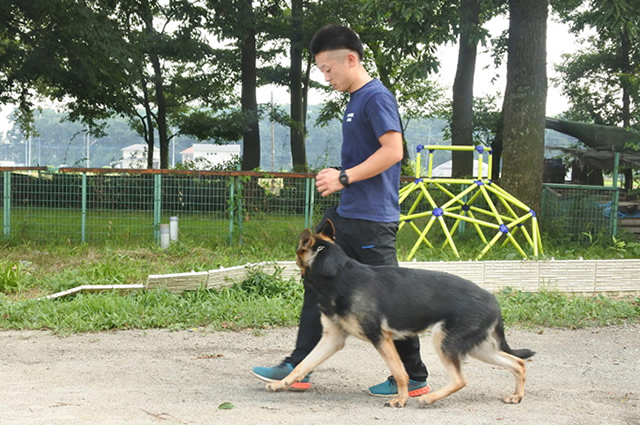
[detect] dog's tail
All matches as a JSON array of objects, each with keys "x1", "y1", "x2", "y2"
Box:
[{"x1": 496, "y1": 317, "x2": 536, "y2": 359}]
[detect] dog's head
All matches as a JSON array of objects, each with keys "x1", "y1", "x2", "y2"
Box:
[{"x1": 295, "y1": 219, "x2": 336, "y2": 276}]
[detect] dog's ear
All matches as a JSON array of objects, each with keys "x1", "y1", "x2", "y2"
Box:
[
  {"x1": 298, "y1": 228, "x2": 314, "y2": 250},
  {"x1": 318, "y1": 219, "x2": 336, "y2": 240}
]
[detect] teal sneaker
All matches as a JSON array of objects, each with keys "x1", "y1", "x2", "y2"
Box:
[
  {"x1": 251, "y1": 362, "x2": 311, "y2": 390},
  {"x1": 368, "y1": 376, "x2": 430, "y2": 398}
]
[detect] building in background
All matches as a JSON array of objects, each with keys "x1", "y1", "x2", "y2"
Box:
[
  {"x1": 114, "y1": 144, "x2": 160, "y2": 169},
  {"x1": 180, "y1": 144, "x2": 241, "y2": 169}
]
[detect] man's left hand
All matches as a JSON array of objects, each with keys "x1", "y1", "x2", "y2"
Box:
[{"x1": 315, "y1": 168, "x2": 344, "y2": 197}]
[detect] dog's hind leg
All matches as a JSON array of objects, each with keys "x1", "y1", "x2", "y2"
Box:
[
  {"x1": 374, "y1": 331, "x2": 410, "y2": 408},
  {"x1": 469, "y1": 337, "x2": 527, "y2": 404},
  {"x1": 418, "y1": 323, "x2": 467, "y2": 406},
  {"x1": 266, "y1": 316, "x2": 347, "y2": 392}
]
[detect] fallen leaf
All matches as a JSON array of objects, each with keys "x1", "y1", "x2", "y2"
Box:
[{"x1": 218, "y1": 402, "x2": 235, "y2": 410}]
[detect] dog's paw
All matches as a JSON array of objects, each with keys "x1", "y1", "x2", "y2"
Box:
[
  {"x1": 384, "y1": 397, "x2": 407, "y2": 408},
  {"x1": 417, "y1": 393, "x2": 437, "y2": 406},
  {"x1": 503, "y1": 394, "x2": 523, "y2": 404},
  {"x1": 266, "y1": 382, "x2": 286, "y2": 392}
]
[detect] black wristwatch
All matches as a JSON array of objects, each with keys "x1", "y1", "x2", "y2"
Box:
[{"x1": 339, "y1": 169, "x2": 350, "y2": 188}]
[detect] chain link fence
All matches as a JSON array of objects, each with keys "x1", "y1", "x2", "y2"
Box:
[{"x1": 0, "y1": 167, "x2": 620, "y2": 246}]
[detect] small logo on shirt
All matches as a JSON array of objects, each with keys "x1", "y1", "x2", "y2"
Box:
[{"x1": 346, "y1": 112, "x2": 355, "y2": 122}]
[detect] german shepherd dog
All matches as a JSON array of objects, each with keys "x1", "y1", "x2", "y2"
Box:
[{"x1": 265, "y1": 219, "x2": 535, "y2": 408}]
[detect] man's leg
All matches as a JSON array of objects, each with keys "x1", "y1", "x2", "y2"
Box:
[
  {"x1": 251, "y1": 209, "x2": 334, "y2": 388},
  {"x1": 335, "y1": 215, "x2": 429, "y2": 395},
  {"x1": 285, "y1": 287, "x2": 322, "y2": 366}
]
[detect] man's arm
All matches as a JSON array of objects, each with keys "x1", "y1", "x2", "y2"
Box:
[{"x1": 315, "y1": 130, "x2": 403, "y2": 197}]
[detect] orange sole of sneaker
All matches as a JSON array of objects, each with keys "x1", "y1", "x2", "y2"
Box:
[
  {"x1": 408, "y1": 385, "x2": 430, "y2": 397},
  {"x1": 290, "y1": 382, "x2": 312, "y2": 390}
]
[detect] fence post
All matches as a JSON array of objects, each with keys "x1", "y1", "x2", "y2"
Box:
[
  {"x1": 3, "y1": 171, "x2": 10, "y2": 238},
  {"x1": 310, "y1": 177, "x2": 316, "y2": 228},
  {"x1": 304, "y1": 177, "x2": 312, "y2": 229},
  {"x1": 611, "y1": 151, "x2": 620, "y2": 236},
  {"x1": 154, "y1": 174, "x2": 162, "y2": 242},
  {"x1": 81, "y1": 173, "x2": 87, "y2": 243},
  {"x1": 236, "y1": 175, "x2": 244, "y2": 244},
  {"x1": 228, "y1": 175, "x2": 235, "y2": 244}
]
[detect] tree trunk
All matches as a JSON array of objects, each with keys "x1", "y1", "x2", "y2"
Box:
[
  {"x1": 140, "y1": 75, "x2": 155, "y2": 169},
  {"x1": 491, "y1": 111, "x2": 504, "y2": 181},
  {"x1": 139, "y1": 0, "x2": 168, "y2": 169},
  {"x1": 621, "y1": 32, "x2": 632, "y2": 191},
  {"x1": 500, "y1": 0, "x2": 548, "y2": 213},
  {"x1": 451, "y1": 0, "x2": 479, "y2": 178},
  {"x1": 289, "y1": 0, "x2": 307, "y2": 171},
  {"x1": 239, "y1": 0, "x2": 260, "y2": 171},
  {"x1": 150, "y1": 54, "x2": 168, "y2": 169}
]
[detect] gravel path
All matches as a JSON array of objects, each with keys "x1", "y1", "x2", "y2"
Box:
[{"x1": 1, "y1": 324, "x2": 638, "y2": 425}]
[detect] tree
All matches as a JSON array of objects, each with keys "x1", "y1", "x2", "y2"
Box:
[
  {"x1": 117, "y1": 0, "x2": 229, "y2": 169},
  {"x1": 288, "y1": 0, "x2": 307, "y2": 171},
  {"x1": 500, "y1": 0, "x2": 548, "y2": 212},
  {"x1": 1, "y1": 0, "x2": 235, "y2": 169},
  {"x1": 553, "y1": 0, "x2": 640, "y2": 190},
  {"x1": 553, "y1": 0, "x2": 639, "y2": 127},
  {"x1": 450, "y1": 0, "x2": 506, "y2": 177},
  {"x1": 451, "y1": 0, "x2": 481, "y2": 177},
  {"x1": 0, "y1": 0, "x2": 134, "y2": 135},
  {"x1": 206, "y1": 0, "x2": 290, "y2": 171}
]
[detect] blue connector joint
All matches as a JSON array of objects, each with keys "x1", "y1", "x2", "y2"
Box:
[
  {"x1": 499, "y1": 224, "x2": 509, "y2": 234},
  {"x1": 433, "y1": 207, "x2": 444, "y2": 217}
]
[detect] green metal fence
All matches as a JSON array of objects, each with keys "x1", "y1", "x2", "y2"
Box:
[
  {"x1": 1, "y1": 167, "x2": 339, "y2": 246},
  {"x1": 0, "y1": 167, "x2": 621, "y2": 246},
  {"x1": 541, "y1": 183, "x2": 619, "y2": 241}
]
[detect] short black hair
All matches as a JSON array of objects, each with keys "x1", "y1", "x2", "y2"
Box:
[{"x1": 309, "y1": 25, "x2": 364, "y2": 60}]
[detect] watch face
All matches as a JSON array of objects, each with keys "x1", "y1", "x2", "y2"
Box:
[{"x1": 339, "y1": 171, "x2": 349, "y2": 187}]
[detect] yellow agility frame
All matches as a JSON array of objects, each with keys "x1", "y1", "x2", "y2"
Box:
[{"x1": 399, "y1": 145, "x2": 543, "y2": 260}]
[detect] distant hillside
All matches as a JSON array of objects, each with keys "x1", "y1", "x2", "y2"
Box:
[
  {"x1": 1, "y1": 107, "x2": 573, "y2": 170},
  {"x1": 1, "y1": 107, "x2": 449, "y2": 170}
]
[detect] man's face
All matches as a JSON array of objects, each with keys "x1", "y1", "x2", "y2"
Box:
[{"x1": 314, "y1": 49, "x2": 353, "y2": 93}]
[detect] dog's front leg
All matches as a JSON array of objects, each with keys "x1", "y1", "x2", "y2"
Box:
[
  {"x1": 267, "y1": 316, "x2": 347, "y2": 392},
  {"x1": 375, "y1": 331, "x2": 410, "y2": 408}
]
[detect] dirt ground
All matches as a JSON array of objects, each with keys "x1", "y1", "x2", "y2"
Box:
[{"x1": 1, "y1": 324, "x2": 638, "y2": 425}]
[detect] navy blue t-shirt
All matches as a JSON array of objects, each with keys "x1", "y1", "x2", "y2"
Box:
[{"x1": 337, "y1": 79, "x2": 402, "y2": 222}]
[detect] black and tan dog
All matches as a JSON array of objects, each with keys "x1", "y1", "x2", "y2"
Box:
[{"x1": 266, "y1": 219, "x2": 535, "y2": 408}]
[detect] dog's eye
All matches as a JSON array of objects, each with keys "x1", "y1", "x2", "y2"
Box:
[{"x1": 316, "y1": 246, "x2": 325, "y2": 253}]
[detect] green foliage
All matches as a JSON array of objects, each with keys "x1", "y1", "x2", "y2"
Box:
[
  {"x1": 175, "y1": 154, "x2": 242, "y2": 171},
  {"x1": 235, "y1": 265, "x2": 303, "y2": 301},
  {"x1": 0, "y1": 261, "x2": 29, "y2": 293},
  {"x1": 0, "y1": 264, "x2": 304, "y2": 333},
  {"x1": 497, "y1": 287, "x2": 639, "y2": 328},
  {"x1": 437, "y1": 93, "x2": 502, "y2": 146}
]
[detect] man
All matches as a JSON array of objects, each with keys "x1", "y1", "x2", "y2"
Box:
[{"x1": 252, "y1": 24, "x2": 429, "y2": 398}]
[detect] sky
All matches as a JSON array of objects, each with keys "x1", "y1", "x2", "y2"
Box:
[{"x1": 0, "y1": 16, "x2": 577, "y2": 141}]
